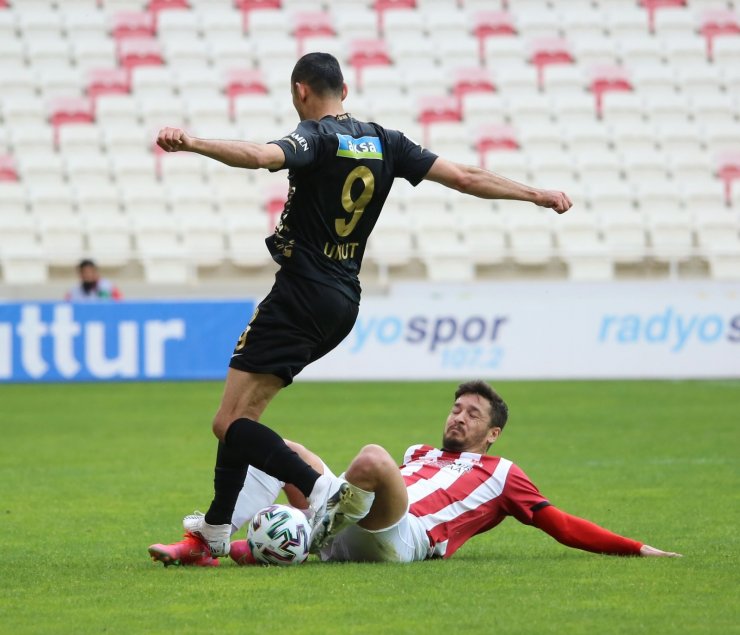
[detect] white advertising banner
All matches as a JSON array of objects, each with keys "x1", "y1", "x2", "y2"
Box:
[{"x1": 302, "y1": 281, "x2": 740, "y2": 380}]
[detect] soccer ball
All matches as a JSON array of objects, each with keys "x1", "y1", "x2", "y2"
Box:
[{"x1": 247, "y1": 504, "x2": 310, "y2": 566}]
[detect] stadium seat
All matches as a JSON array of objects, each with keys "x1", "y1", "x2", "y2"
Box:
[
  {"x1": 690, "y1": 92, "x2": 737, "y2": 126},
  {"x1": 87, "y1": 68, "x2": 131, "y2": 104},
  {"x1": 117, "y1": 37, "x2": 164, "y2": 71},
  {"x1": 39, "y1": 214, "x2": 87, "y2": 267},
  {"x1": 0, "y1": 155, "x2": 18, "y2": 182},
  {"x1": 507, "y1": 213, "x2": 556, "y2": 266},
  {"x1": 162, "y1": 37, "x2": 211, "y2": 70},
  {"x1": 461, "y1": 92, "x2": 506, "y2": 128},
  {"x1": 293, "y1": 12, "x2": 335, "y2": 56},
  {"x1": 589, "y1": 65, "x2": 633, "y2": 119},
  {"x1": 0, "y1": 67, "x2": 38, "y2": 99},
  {"x1": 637, "y1": 0, "x2": 686, "y2": 34},
  {"x1": 0, "y1": 38, "x2": 25, "y2": 71},
  {"x1": 482, "y1": 35, "x2": 526, "y2": 69},
  {"x1": 712, "y1": 34, "x2": 740, "y2": 68},
  {"x1": 85, "y1": 212, "x2": 133, "y2": 268},
  {"x1": 28, "y1": 183, "x2": 76, "y2": 220},
  {"x1": 648, "y1": 213, "x2": 694, "y2": 274},
  {"x1": 529, "y1": 151, "x2": 578, "y2": 189},
  {"x1": 555, "y1": 213, "x2": 613, "y2": 281},
  {"x1": 111, "y1": 11, "x2": 157, "y2": 40},
  {"x1": 459, "y1": 211, "x2": 508, "y2": 267},
  {"x1": 694, "y1": 210, "x2": 740, "y2": 280},
  {"x1": 551, "y1": 92, "x2": 596, "y2": 125},
  {"x1": 575, "y1": 150, "x2": 622, "y2": 186},
  {"x1": 417, "y1": 95, "x2": 461, "y2": 147},
  {"x1": 558, "y1": 5, "x2": 606, "y2": 39},
  {"x1": 74, "y1": 181, "x2": 122, "y2": 218},
  {"x1": 519, "y1": 122, "x2": 563, "y2": 155},
  {"x1": 471, "y1": 10, "x2": 517, "y2": 63},
  {"x1": 426, "y1": 7, "x2": 468, "y2": 43},
  {"x1": 137, "y1": 93, "x2": 186, "y2": 131},
  {"x1": 374, "y1": 0, "x2": 417, "y2": 34},
  {"x1": 528, "y1": 38, "x2": 575, "y2": 91},
  {"x1": 333, "y1": 7, "x2": 379, "y2": 42},
  {"x1": 698, "y1": 8, "x2": 740, "y2": 61},
  {"x1": 505, "y1": 92, "x2": 553, "y2": 126},
  {"x1": 26, "y1": 39, "x2": 73, "y2": 71},
  {"x1": 660, "y1": 33, "x2": 707, "y2": 68},
  {"x1": 629, "y1": 64, "x2": 677, "y2": 95},
  {"x1": 111, "y1": 151, "x2": 159, "y2": 187},
  {"x1": 225, "y1": 212, "x2": 275, "y2": 268},
  {"x1": 602, "y1": 211, "x2": 648, "y2": 264},
  {"x1": 200, "y1": 7, "x2": 243, "y2": 41},
  {"x1": 181, "y1": 213, "x2": 227, "y2": 268},
  {"x1": 651, "y1": 5, "x2": 695, "y2": 37},
  {"x1": 157, "y1": 5, "x2": 201, "y2": 39},
  {"x1": 365, "y1": 209, "x2": 415, "y2": 284},
  {"x1": 16, "y1": 7, "x2": 63, "y2": 40},
  {"x1": 0, "y1": 242, "x2": 49, "y2": 284},
  {"x1": 130, "y1": 65, "x2": 176, "y2": 97},
  {"x1": 717, "y1": 151, "x2": 740, "y2": 206},
  {"x1": 133, "y1": 212, "x2": 193, "y2": 284},
  {"x1": 681, "y1": 177, "x2": 727, "y2": 211},
  {"x1": 563, "y1": 119, "x2": 610, "y2": 154},
  {"x1": 235, "y1": 0, "x2": 281, "y2": 33},
  {"x1": 147, "y1": 0, "x2": 190, "y2": 16},
  {"x1": 17, "y1": 153, "x2": 67, "y2": 187},
  {"x1": 176, "y1": 66, "x2": 223, "y2": 100},
  {"x1": 64, "y1": 8, "x2": 109, "y2": 40},
  {"x1": 673, "y1": 62, "x2": 723, "y2": 95},
  {"x1": 223, "y1": 68, "x2": 267, "y2": 118},
  {"x1": 65, "y1": 151, "x2": 113, "y2": 187},
  {"x1": 475, "y1": 124, "x2": 519, "y2": 168},
  {"x1": 9, "y1": 124, "x2": 55, "y2": 156},
  {"x1": 571, "y1": 34, "x2": 620, "y2": 67},
  {"x1": 159, "y1": 152, "x2": 210, "y2": 187},
  {"x1": 451, "y1": 66, "x2": 496, "y2": 112},
  {"x1": 485, "y1": 150, "x2": 530, "y2": 184}
]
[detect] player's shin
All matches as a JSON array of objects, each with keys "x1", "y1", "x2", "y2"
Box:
[{"x1": 222, "y1": 418, "x2": 321, "y2": 498}]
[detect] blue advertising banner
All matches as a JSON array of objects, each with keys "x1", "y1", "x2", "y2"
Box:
[{"x1": 0, "y1": 300, "x2": 254, "y2": 382}]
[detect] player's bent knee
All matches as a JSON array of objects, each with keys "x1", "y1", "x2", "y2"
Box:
[{"x1": 350, "y1": 444, "x2": 393, "y2": 479}]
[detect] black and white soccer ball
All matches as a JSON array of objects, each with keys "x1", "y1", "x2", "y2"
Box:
[{"x1": 247, "y1": 504, "x2": 310, "y2": 566}]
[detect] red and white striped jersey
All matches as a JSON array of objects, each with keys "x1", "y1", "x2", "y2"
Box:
[{"x1": 402, "y1": 444, "x2": 549, "y2": 558}]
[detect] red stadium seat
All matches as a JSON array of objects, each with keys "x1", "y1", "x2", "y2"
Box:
[
  {"x1": 451, "y1": 66, "x2": 496, "y2": 113},
  {"x1": 0, "y1": 155, "x2": 18, "y2": 182},
  {"x1": 118, "y1": 37, "x2": 164, "y2": 72},
  {"x1": 717, "y1": 151, "x2": 740, "y2": 206},
  {"x1": 699, "y1": 9, "x2": 740, "y2": 61},
  {"x1": 348, "y1": 39, "x2": 392, "y2": 92},
  {"x1": 49, "y1": 97, "x2": 95, "y2": 148},
  {"x1": 87, "y1": 68, "x2": 131, "y2": 105},
  {"x1": 475, "y1": 124, "x2": 519, "y2": 169},
  {"x1": 234, "y1": 0, "x2": 281, "y2": 34},
  {"x1": 418, "y1": 95, "x2": 461, "y2": 147},
  {"x1": 638, "y1": 0, "x2": 686, "y2": 34},
  {"x1": 472, "y1": 11, "x2": 516, "y2": 64},
  {"x1": 264, "y1": 183, "x2": 289, "y2": 227},
  {"x1": 529, "y1": 37, "x2": 574, "y2": 91},
  {"x1": 147, "y1": 0, "x2": 189, "y2": 15},
  {"x1": 589, "y1": 65, "x2": 632, "y2": 119},
  {"x1": 224, "y1": 69, "x2": 268, "y2": 119},
  {"x1": 374, "y1": 0, "x2": 416, "y2": 35},
  {"x1": 294, "y1": 12, "x2": 335, "y2": 57},
  {"x1": 112, "y1": 12, "x2": 157, "y2": 41}
]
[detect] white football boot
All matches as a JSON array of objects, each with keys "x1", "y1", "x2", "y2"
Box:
[
  {"x1": 307, "y1": 475, "x2": 352, "y2": 553},
  {"x1": 182, "y1": 511, "x2": 231, "y2": 557}
]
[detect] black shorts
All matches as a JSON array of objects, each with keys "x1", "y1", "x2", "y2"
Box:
[{"x1": 229, "y1": 271, "x2": 359, "y2": 386}]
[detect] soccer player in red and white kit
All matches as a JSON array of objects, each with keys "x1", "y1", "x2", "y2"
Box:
[{"x1": 149, "y1": 381, "x2": 679, "y2": 565}]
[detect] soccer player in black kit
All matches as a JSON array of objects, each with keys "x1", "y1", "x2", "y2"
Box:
[{"x1": 149, "y1": 52, "x2": 573, "y2": 566}]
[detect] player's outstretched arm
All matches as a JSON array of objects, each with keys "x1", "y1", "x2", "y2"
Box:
[
  {"x1": 532, "y1": 505, "x2": 682, "y2": 557},
  {"x1": 423, "y1": 157, "x2": 572, "y2": 214},
  {"x1": 639, "y1": 544, "x2": 682, "y2": 557},
  {"x1": 156, "y1": 127, "x2": 285, "y2": 170}
]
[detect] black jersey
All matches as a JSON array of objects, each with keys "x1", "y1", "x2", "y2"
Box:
[{"x1": 267, "y1": 114, "x2": 438, "y2": 303}]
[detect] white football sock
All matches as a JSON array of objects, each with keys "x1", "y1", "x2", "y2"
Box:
[
  {"x1": 338, "y1": 472, "x2": 375, "y2": 522},
  {"x1": 230, "y1": 467, "x2": 283, "y2": 535}
]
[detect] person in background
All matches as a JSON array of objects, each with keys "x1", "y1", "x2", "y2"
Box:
[{"x1": 65, "y1": 259, "x2": 122, "y2": 302}]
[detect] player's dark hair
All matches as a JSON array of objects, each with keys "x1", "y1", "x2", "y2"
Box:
[
  {"x1": 78, "y1": 258, "x2": 96, "y2": 270},
  {"x1": 455, "y1": 380, "x2": 509, "y2": 430},
  {"x1": 291, "y1": 52, "x2": 344, "y2": 98}
]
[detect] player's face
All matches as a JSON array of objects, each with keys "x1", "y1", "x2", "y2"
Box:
[{"x1": 442, "y1": 393, "x2": 500, "y2": 454}]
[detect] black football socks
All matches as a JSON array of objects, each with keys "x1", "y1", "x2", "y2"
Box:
[{"x1": 204, "y1": 417, "x2": 320, "y2": 526}]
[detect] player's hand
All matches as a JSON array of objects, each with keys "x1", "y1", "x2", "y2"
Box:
[
  {"x1": 156, "y1": 127, "x2": 193, "y2": 153},
  {"x1": 639, "y1": 544, "x2": 682, "y2": 557},
  {"x1": 534, "y1": 189, "x2": 573, "y2": 214}
]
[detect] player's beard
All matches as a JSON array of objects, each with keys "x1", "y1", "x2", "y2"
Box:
[{"x1": 441, "y1": 432, "x2": 466, "y2": 452}]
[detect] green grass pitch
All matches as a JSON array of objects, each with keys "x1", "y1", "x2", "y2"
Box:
[{"x1": 1, "y1": 380, "x2": 738, "y2": 635}]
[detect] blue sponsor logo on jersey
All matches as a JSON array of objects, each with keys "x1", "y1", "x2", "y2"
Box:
[{"x1": 335, "y1": 134, "x2": 383, "y2": 160}]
